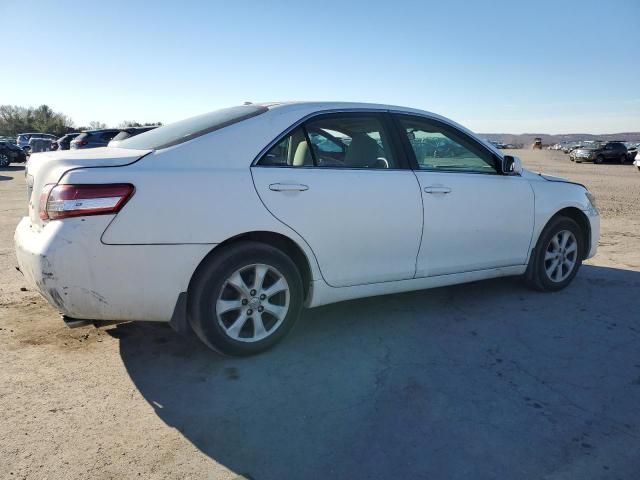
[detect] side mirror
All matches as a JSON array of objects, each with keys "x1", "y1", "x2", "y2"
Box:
[{"x1": 502, "y1": 155, "x2": 523, "y2": 175}]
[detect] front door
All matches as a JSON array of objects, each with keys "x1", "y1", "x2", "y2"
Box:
[{"x1": 393, "y1": 114, "x2": 535, "y2": 277}]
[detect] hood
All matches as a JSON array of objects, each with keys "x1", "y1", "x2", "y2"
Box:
[
  {"x1": 26, "y1": 147, "x2": 151, "y2": 229},
  {"x1": 520, "y1": 168, "x2": 586, "y2": 189}
]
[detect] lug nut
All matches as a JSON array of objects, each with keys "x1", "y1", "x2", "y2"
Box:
[
  {"x1": 260, "y1": 294, "x2": 266, "y2": 300},
  {"x1": 241, "y1": 299, "x2": 248, "y2": 305},
  {"x1": 250, "y1": 289, "x2": 257, "y2": 296},
  {"x1": 247, "y1": 309, "x2": 253, "y2": 315},
  {"x1": 258, "y1": 306, "x2": 264, "y2": 312}
]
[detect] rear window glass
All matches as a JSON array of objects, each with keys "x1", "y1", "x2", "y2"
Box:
[{"x1": 113, "y1": 105, "x2": 268, "y2": 150}]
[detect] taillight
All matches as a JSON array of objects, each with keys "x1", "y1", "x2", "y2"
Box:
[{"x1": 39, "y1": 184, "x2": 134, "y2": 220}]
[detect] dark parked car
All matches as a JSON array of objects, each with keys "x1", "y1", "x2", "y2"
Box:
[
  {"x1": 70, "y1": 129, "x2": 120, "y2": 149},
  {"x1": 570, "y1": 141, "x2": 629, "y2": 164},
  {"x1": 0, "y1": 141, "x2": 27, "y2": 167},
  {"x1": 55, "y1": 133, "x2": 81, "y2": 150},
  {"x1": 108, "y1": 126, "x2": 158, "y2": 145}
]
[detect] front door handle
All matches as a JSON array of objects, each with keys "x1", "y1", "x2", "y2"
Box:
[
  {"x1": 269, "y1": 183, "x2": 309, "y2": 192},
  {"x1": 424, "y1": 185, "x2": 452, "y2": 194}
]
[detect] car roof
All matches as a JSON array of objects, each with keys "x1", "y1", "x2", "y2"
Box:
[
  {"x1": 257, "y1": 101, "x2": 438, "y2": 116},
  {"x1": 82, "y1": 129, "x2": 120, "y2": 133},
  {"x1": 251, "y1": 101, "x2": 490, "y2": 150}
]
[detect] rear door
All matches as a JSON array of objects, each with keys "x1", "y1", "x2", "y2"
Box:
[
  {"x1": 251, "y1": 112, "x2": 423, "y2": 287},
  {"x1": 393, "y1": 113, "x2": 535, "y2": 277}
]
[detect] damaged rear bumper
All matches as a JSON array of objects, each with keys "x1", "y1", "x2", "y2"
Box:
[{"x1": 14, "y1": 216, "x2": 212, "y2": 323}]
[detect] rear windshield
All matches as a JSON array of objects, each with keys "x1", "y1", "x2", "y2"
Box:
[
  {"x1": 111, "y1": 131, "x2": 132, "y2": 142},
  {"x1": 113, "y1": 105, "x2": 268, "y2": 150}
]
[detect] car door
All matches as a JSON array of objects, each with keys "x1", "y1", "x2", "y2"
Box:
[
  {"x1": 392, "y1": 113, "x2": 535, "y2": 277},
  {"x1": 251, "y1": 112, "x2": 423, "y2": 287}
]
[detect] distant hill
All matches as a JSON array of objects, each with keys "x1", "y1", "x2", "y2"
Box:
[{"x1": 479, "y1": 132, "x2": 640, "y2": 145}]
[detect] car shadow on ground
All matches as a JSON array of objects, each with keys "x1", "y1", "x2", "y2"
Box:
[
  {"x1": 1, "y1": 165, "x2": 26, "y2": 171},
  {"x1": 112, "y1": 265, "x2": 640, "y2": 479}
]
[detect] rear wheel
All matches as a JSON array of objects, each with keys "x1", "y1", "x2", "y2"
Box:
[
  {"x1": 526, "y1": 216, "x2": 584, "y2": 291},
  {"x1": 0, "y1": 153, "x2": 10, "y2": 168},
  {"x1": 619, "y1": 154, "x2": 627, "y2": 164},
  {"x1": 188, "y1": 241, "x2": 303, "y2": 356}
]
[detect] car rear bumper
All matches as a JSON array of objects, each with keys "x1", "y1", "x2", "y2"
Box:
[{"x1": 14, "y1": 216, "x2": 212, "y2": 322}]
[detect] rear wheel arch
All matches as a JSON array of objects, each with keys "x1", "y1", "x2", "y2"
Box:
[{"x1": 188, "y1": 231, "x2": 313, "y2": 303}]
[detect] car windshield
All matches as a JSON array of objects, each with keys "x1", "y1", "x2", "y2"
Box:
[{"x1": 113, "y1": 105, "x2": 268, "y2": 150}]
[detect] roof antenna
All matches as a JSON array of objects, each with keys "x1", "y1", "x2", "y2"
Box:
[{"x1": 243, "y1": 101, "x2": 253, "y2": 105}]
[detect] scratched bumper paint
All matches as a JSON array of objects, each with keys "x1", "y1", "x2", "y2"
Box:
[{"x1": 14, "y1": 216, "x2": 212, "y2": 322}]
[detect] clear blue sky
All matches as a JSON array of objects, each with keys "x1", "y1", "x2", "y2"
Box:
[{"x1": 3, "y1": 0, "x2": 638, "y2": 133}]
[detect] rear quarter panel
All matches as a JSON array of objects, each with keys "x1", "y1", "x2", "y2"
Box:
[{"x1": 62, "y1": 114, "x2": 323, "y2": 281}]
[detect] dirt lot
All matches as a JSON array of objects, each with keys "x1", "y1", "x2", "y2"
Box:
[{"x1": 1, "y1": 150, "x2": 639, "y2": 480}]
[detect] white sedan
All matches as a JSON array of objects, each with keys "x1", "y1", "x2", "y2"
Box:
[{"x1": 15, "y1": 102, "x2": 600, "y2": 355}]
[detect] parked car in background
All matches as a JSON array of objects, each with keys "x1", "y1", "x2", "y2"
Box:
[
  {"x1": 70, "y1": 129, "x2": 120, "y2": 149},
  {"x1": 15, "y1": 102, "x2": 600, "y2": 356},
  {"x1": 17, "y1": 133, "x2": 57, "y2": 153},
  {"x1": 56, "y1": 133, "x2": 81, "y2": 151},
  {"x1": 108, "y1": 126, "x2": 158, "y2": 146},
  {"x1": 0, "y1": 140, "x2": 27, "y2": 167},
  {"x1": 634, "y1": 157, "x2": 640, "y2": 171},
  {"x1": 625, "y1": 144, "x2": 637, "y2": 162},
  {"x1": 570, "y1": 141, "x2": 628, "y2": 164},
  {"x1": 28, "y1": 137, "x2": 54, "y2": 153},
  {"x1": 532, "y1": 137, "x2": 542, "y2": 149}
]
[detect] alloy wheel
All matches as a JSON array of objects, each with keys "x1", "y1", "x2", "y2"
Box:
[
  {"x1": 544, "y1": 230, "x2": 578, "y2": 282},
  {"x1": 215, "y1": 263, "x2": 290, "y2": 342},
  {"x1": 0, "y1": 153, "x2": 9, "y2": 167}
]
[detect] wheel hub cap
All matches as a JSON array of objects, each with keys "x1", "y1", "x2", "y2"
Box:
[
  {"x1": 544, "y1": 230, "x2": 578, "y2": 283},
  {"x1": 215, "y1": 263, "x2": 290, "y2": 343}
]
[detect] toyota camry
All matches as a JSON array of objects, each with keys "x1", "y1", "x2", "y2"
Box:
[{"x1": 15, "y1": 102, "x2": 600, "y2": 356}]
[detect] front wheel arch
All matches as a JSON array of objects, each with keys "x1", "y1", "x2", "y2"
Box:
[{"x1": 532, "y1": 208, "x2": 591, "y2": 263}]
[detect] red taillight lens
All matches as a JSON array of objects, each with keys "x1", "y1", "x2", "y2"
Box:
[
  {"x1": 40, "y1": 184, "x2": 134, "y2": 220},
  {"x1": 39, "y1": 184, "x2": 56, "y2": 220}
]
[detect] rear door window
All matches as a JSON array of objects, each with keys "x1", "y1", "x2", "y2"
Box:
[{"x1": 258, "y1": 113, "x2": 398, "y2": 169}]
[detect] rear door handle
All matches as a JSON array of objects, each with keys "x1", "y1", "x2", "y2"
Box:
[
  {"x1": 269, "y1": 183, "x2": 309, "y2": 192},
  {"x1": 424, "y1": 186, "x2": 451, "y2": 194}
]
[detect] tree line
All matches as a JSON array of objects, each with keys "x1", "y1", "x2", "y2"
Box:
[{"x1": 0, "y1": 104, "x2": 162, "y2": 137}]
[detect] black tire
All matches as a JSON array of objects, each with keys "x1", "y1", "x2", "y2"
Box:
[
  {"x1": 525, "y1": 216, "x2": 584, "y2": 292},
  {"x1": 0, "y1": 153, "x2": 10, "y2": 168},
  {"x1": 188, "y1": 241, "x2": 303, "y2": 356},
  {"x1": 619, "y1": 154, "x2": 627, "y2": 164},
  {"x1": 595, "y1": 155, "x2": 604, "y2": 164}
]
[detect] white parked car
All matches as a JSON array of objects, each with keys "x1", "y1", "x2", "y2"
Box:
[{"x1": 15, "y1": 102, "x2": 600, "y2": 356}]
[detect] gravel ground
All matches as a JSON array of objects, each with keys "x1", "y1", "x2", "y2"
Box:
[{"x1": 1, "y1": 150, "x2": 639, "y2": 480}]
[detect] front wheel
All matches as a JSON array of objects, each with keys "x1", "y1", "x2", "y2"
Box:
[
  {"x1": 595, "y1": 155, "x2": 604, "y2": 164},
  {"x1": 619, "y1": 154, "x2": 627, "y2": 164},
  {"x1": 188, "y1": 241, "x2": 303, "y2": 356},
  {"x1": 526, "y1": 216, "x2": 584, "y2": 291},
  {"x1": 0, "y1": 153, "x2": 10, "y2": 168}
]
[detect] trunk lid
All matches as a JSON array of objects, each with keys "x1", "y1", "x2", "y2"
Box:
[{"x1": 26, "y1": 146, "x2": 151, "y2": 229}]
